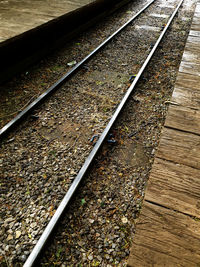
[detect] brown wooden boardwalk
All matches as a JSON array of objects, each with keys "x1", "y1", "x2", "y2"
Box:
[
  {"x1": 0, "y1": 0, "x2": 94, "y2": 43},
  {"x1": 128, "y1": 1, "x2": 200, "y2": 266}
]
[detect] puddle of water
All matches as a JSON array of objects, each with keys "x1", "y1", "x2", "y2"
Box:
[
  {"x1": 116, "y1": 142, "x2": 149, "y2": 167},
  {"x1": 158, "y1": 4, "x2": 175, "y2": 8},
  {"x1": 180, "y1": 16, "x2": 190, "y2": 21},
  {"x1": 149, "y1": 13, "x2": 169, "y2": 18},
  {"x1": 135, "y1": 25, "x2": 160, "y2": 32}
]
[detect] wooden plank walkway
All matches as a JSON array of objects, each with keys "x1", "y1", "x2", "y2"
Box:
[
  {"x1": 0, "y1": 0, "x2": 94, "y2": 43},
  {"x1": 128, "y1": 1, "x2": 200, "y2": 266}
]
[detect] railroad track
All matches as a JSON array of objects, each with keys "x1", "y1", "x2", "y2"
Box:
[{"x1": 0, "y1": 0, "x2": 195, "y2": 265}]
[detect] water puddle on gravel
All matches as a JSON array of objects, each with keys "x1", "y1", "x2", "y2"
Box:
[
  {"x1": 88, "y1": 70, "x2": 130, "y2": 87},
  {"x1": 115, "y1": 141, "x2": 149, "y2": 167},
  {"x1": 135, "y1": 25, "x2": 160, "y2": 31},
  {"x1": 149, "y1": 13, "x2": 169, "y2": 18},
  {"x1": 158, "y1": 4, "x2": 175, "y2": 8}
]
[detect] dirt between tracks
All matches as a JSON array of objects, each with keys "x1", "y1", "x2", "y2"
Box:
[{"x1": 0, "y1": 0, "x2": 196, "y2": 266}]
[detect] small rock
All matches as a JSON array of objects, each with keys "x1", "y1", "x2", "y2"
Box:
[
  {"x1": 105, "y1": 254, "x2": 110, "y2": 260},
  {"x1": 7, "y1": 234, "x2": 13, "y2": 241},
  {"x1": 21, "y1": 255, "x2": 27, "y2": 262},
  {"x1": 82, "y1": 253, "x2": 87, "y2": 262},
  {"x1": 88, "y1": 254, "x2": 93, "y2": 261},
  {"x1": 16, "y1": 231, "x2": 22, "y2": 239},
  {"x1": 5, "y1": 245, "x2": 9, "y2": 252},
  {"x1": 30, "y1": 222, "x2": 37, "y2": 229},
  {"x1": 89, "y1": 219, "x2": 94, "y2": 224},
  {"x1": 121, "y1": 216, "x2": 128, "y2": 224},
  {"x1": 24, "y1": 251, "x2": 30, "y2": 256},
  {"x1": 112, "y1": 243, "x2": 117, "y2": 249},
  {"x1": 7, "y1": 229, "x2": 13, "y2": 234},
  {"x1": 97, "y1": 255, "x2": 102, "y2": 262},
  {"x1": 5, "y1": 217, "x2": 14, "y2": 223}
]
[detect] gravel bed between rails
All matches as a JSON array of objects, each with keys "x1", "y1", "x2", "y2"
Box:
[{"x1": 0, "y1": 0, "x2": 196, "y2": 266}]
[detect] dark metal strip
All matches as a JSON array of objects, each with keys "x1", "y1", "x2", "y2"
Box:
[{"x1": 0, "y1": 0, "x2": 155, "y2": 139}]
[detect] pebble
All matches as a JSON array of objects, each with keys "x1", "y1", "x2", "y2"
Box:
[
  {"x1": 15, "y1": 231, "x2": 22, "y2": 239},
  {"x1": 112, "y1": 243, "x2": 117, "y2": 249},
  {"x1": 21, "y1": 255, "x2": 27, "y2": 262},
  {"x1": 30, "y1": 222, "x2": 37, "y2": 229},
  {"x1": 105, "y1": 254, "x2": 110, "y2": 260},
  {"x1": 88, "y1": 254, "x2": 93, "y2": 261},
  {"x1": 5, "y1": 217, "x2": 14, "y2": 223},
  {"x1": 5, "y1": 245, "x2": 9, "y2": 252},
  {"x1": 7, "y1": 234, "x2": 13, "y2": 241},
  {"x1": 97, "y1": 255, "x2": 102, "y2": 262},
  {"x1": 121, "y1": 216, "x2": 128, "y2": 223}
]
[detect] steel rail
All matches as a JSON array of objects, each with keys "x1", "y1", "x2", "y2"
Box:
[
  {"x1": 24, "y1": 0, "x2": 184, "y2": 266},
  {"x1": 0, "y1": 0, "x2": 155, "y2": 139}
]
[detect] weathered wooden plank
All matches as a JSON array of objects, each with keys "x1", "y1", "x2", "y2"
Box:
[
  {"x1": 175, "y1": 72, "x2": 200, "y2": 91},
  {"x1": 145, "y1": 158, "x2": 200, "y2": 218},
  {"x1": 190, "y1": 23, "x2": 200, "y2": 31},
  {"x1": 184, "y1": 47, "x2": 200, "y2": 58},
  {"x1": 187, "y1": 35, "x2": 200, "y2": 44},
  {"x1": 195, "y1": 2, "x2": 200, "y2": 13},
  {"x1": 127, "y1": 201, "x2": 200, "y2": 267},
  {"x1": 189, "y1": 30, "x2": 200, "y2": 37},
  {"x1": 191, "y1": 16, "x2": 200, "y2": 31},
  {"x1": 182, "y1": 48, "x2": 200, "y2": 65},
  {"x1": 179, "y1": 61, "x2": 200, "y2": 76},
  {"x1": 156, "y1": 127, "x2": 200, "y2": 169},
  {"x1": 193, "y1": 15, "x2": 200, "y2": 23},
  {"x1": 165, "y1": 104, "x2": 200, "y2": 134}
]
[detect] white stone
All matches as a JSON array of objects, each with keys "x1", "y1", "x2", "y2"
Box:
[
  {"x1": 121, "y1": 217, "x2": 128, "y2": 224},
  {"x1": 16, "y1": 230, "x2": 22, "y2": 239}
]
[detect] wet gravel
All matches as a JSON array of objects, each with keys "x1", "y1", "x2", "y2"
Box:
[{"x1": 0, "y1": 0, "x2": 197, "y2": 266}]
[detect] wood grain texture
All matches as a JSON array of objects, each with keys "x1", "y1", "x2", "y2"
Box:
[
  {"x1": 127, "y1": 202, "x2": 200, "y2": 267},
  {"x1": 182, "y1": 48, "x2": 200, "y2": 65},
  {"x1": 156, "y1": 127, "x2": 200, "y2": 169},
  {"x1": 179, "y1": 61, "x2": 200, "y2": 76},
  {"x1": 185, "y1": 40, "x2": 200, "y2": 52},
  {"x1": 175, "y1": 72, "x2": 200, "y2": 91},
  {"x1": 187, "y1": 35, "x2": 200, "y2": 44},
  {"x1": 145, "y1": 158, "x2": 200, "y2": 218},
  {"x1": 171, "y1": 87, "x2": 200, "y2": 109},
  {"x1": 165, "y1": 104, "x2": 200, "y2": 134},
  {"x1": 191, "y1": 15, "x2": 200, "y2": 31},
  {"x1": 189, "y1": 30, "x2": 200, "y2": 37}
]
